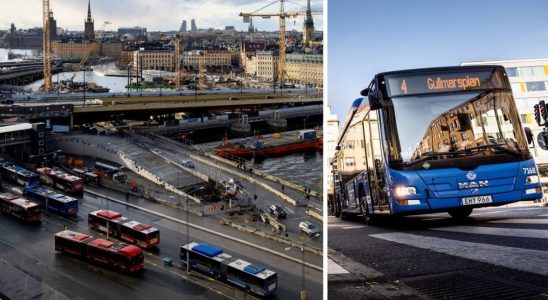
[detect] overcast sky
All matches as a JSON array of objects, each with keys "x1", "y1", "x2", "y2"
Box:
[{"x1": 1, "y1": 0, "x2": 323, "y2": 32}]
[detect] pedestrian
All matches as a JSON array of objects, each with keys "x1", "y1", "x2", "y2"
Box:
[
  {"x1": 253, "y1": 194, "x2": 257, "y2": 201},
  {"x1": 281, "y1": 184, "x2": 285, "y2": 192}
]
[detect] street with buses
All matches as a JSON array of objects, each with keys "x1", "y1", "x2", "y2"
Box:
[{"x1": 0, "y1": 156, "x2": 322, "y2": 299}]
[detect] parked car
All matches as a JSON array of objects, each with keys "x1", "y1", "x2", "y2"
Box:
[
  {"x1": 269, "y1": 204, "x2": 287, "y2": 219},
  {"x1": 299, "y1": 221, "x2": 320, "y2": 238}
]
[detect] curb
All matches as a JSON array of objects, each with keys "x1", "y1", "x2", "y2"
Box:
[{"x1": 328, "y1": 248, "x2": 386, "y2": 284}]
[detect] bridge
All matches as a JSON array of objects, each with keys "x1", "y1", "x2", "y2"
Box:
[{"x1": 0, "y1": 61, "x2": 63, "y2": 86}]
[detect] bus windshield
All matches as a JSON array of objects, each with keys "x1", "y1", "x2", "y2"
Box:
[{"x1": 388, "y1": 90, "x2": 528, "y2": 169}]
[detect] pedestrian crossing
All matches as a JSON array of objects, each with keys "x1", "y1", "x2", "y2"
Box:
[{"x1": 367, "y1": 214, "x2": 548, "y2": 277}]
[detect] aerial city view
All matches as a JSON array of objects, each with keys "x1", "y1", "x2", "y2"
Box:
[
  {"x1": 0, "y1": 0, "x2": 323, "y2": 299},
  {"x1": 327, "y1": 1, "x2": 548, "y2": 299}
]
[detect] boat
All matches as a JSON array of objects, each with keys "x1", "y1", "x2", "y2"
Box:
[{"x1": 215, "y1": 129, "x2": 322, "y2": 159}]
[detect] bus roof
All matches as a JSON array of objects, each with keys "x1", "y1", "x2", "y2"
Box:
[
  {"x1": 38, "y1": 167, "x2": 83, "y2": 182},
  {"x1": 373, "y1": 65, "x2": 504, "y2": 78},
  {"x1": 228, "y1": 259, "x2": 276, "y2": 280},
  {"x1": 93, "y1": 210, "x2": 123, "y2": 220},
  {"x1": 3, "y1": 195, "x2": 39, "y2": 209},
  {"x1": 48, "y1": 193, "x2": 78, "y2": 203},
  {"x1": 55, "y1": 230, "x2": 91, "y2": 242},
  {"x1": 119, "y1": 245, "x2": 143, "y2": 257},
  {"x1": 122, "y1": 220, "x2": 158, "y2": 234},
  {"x1": 193, "y1": 243, "x2": 223, "y2": 257},
  {"x1": 0, "y1": 192, "x2": 20, "y2": 201},
  {"x1": 89, "y1": 238, "x2": 116, "y2": 248},
  {"x1": 3, "y1": 163, "x2": 38, "y2": 178}
]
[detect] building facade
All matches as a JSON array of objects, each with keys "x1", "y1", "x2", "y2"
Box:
[
  {"x1": 326, "y1": 105, "x2": 339, "y2": 197},
  {"x1": 461, "y1": 58, "x2": 548, "y2": 164},
  {"x1": 52, "y1": 40, "x2": 99, "y2": 59},
  {"x1": 285, "y1": 53, "x2": 323, "y2": 88},
  {"x1": 256, "y1": 51, "x2": 279, "y2": 82},
  {"x1": 133, "y1": 49, "x2": 175, "y2": 71},
  {"x1": 183, "y1": 50, "x2": 233, "y2": 68}
]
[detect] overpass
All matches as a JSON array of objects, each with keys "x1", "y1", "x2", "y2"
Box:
[
  {"x1": 69, "y1": 93, "x2": 322, "y2": 124},
  {"x1": 0, "y1": 63, "x2": 63, "y2": 86}
]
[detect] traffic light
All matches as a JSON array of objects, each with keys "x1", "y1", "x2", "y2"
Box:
[
  {"x1": 534, "y1": 104, "x2": 541, "y2": 125},
  {"x1": 540, "y1": 100, "x2": 548, "y2": 121}
]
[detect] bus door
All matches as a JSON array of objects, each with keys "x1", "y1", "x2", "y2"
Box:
[{"x1": 363, "y1": 110, "x2": 389, "y2": 211}]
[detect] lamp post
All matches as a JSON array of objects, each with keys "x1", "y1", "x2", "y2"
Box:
[
  {"x1": 185, "y1": 185, "x2": 204, "y2": 274},
  {"x1": 285, "y1": 234, "x2": 317, "y2": 300}
]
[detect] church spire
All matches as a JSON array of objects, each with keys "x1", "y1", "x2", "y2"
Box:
[{"x1": 86, "y1": 0, "x2": 92, "y2": 22}]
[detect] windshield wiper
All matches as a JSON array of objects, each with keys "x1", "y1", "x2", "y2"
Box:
[{"x1": 464, "y1": 144, "x2": 523, "y2": 157}]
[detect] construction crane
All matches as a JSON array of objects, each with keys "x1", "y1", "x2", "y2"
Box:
[
  {"x1": 173, "y1": 34, "x2": 182, "y2": 90},
  {"x1": 67, "y1": 21, "x2": 111, "y2": 83},
  {"x1": 42, "y1": 0, "x2": 52, "y2": 92},
  {"x1": 198, "y1": 50, "x2": 207, "y2": 90},
  {"x1": 240, "y1": 0, "x2": 321, "y2": 85}
]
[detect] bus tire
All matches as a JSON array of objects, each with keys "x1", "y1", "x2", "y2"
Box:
[
  {"x1": 448, "y1": 207, "x2": 473, "y2": 219},
  {"x1": 359, "y1": 196, "x2": 374, "y2": 225},
  {"x1": 340, "y1": 212, "x2": 348, "y2": 220}
]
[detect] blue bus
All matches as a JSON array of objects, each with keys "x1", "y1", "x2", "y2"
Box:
[
  {"x1": 181, "y1": 242, "x2": 277, "y2": 297},
  {"x1": 334, "y1": 66, "x2": 543, "y2": 222},
  {"x1": 24, "y1": 186, "x2": 78, "y2": 216},
  {"x1": 0, "y1": 162, "x2": 40, "y2": 189}
]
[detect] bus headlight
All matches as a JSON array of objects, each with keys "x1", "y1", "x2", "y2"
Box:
[
  {"x1": 394, "y1": 186, "x2": 417, "y2": 197},
  {"x1": 526, "y1": 175, "x2": 540, "y2": 184}
]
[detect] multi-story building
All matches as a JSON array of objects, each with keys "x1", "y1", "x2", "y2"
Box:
[
  {"x1": 285, "y1": 53, "x2": 323, "y2": 88},
  {"x1": 100, "y1": 40, "x2": 122, "y2": 59},
  {"x1": 52, "y1": 40, "x2": 99, "y2": 59},
  {"x1": 191, "y1": 19, "x2": 197, "y2": 32},
  {"x1": 133, "y1": 49, "x2": 175, "y2": 71},
  {"x1": 183, "y1": 50, "x2": 233, "y2": 68},
  {"x1": 326, "y1": 105, "x2": 339, "y2": 199},
  {"x1": 256, "y1": 51, "x2": 279, "y2": 82},
  {"x1": 180, "y1": 20, "x2": 187, "y2": 32},
  {"x1": 240, "y1": 41, "x2": 266, "y2": 71},
  {"x1": 461, "y1": 58, "x2": 548, "y2": 164},
  {"x1": 118, "y1": 27, "x2": 147, "y2": 41}
]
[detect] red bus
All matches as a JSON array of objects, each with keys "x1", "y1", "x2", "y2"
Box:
[
  {"x1": 88, "y1": 210, "x2": 160, "y2": 249},
  {"x1": 54, "y1": 230, "x2": 144, "y2": 273},
  {"x1": 0, "y1": 192, "x2": 42, "y2": 222},
  {"x1": 36, "y1": 167, "x2": 84, "y2": 194}
]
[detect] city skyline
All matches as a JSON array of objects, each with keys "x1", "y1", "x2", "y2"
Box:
[
  {"x1": 1, "y1": 0, "x2": 324, "y2": 33},
  {"x1": 328, "y1": 0, "x2": 548, "y2": 124}
]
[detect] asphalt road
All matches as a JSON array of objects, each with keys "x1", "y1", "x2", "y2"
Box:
[
  {"x1": 0, "y1": 187, "x2": 322, "y2": 300},
  {"x1": 328, "y1": 204, "x2": 548, "y2": 300},
  {"x1": 145, "y1": 137, "x2": 323, "y2": 247}
]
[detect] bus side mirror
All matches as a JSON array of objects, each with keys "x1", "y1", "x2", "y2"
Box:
[
  {"x1": 524, "y1": 127, "x2": 533, "y2": 145},
  {"x1": 537, "y1": 131, "x2": 548, "y2": 150}
]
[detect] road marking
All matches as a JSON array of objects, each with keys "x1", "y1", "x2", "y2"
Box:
[
  {"x1": 431, "y1": 226, "x2": 548, "y2": 239},
  {"x1": 342, "y1": 226, "x2": 366, "y2": 230},
  {"x1": 284, "y1": 207, "x2": 295, "y2": 215},
  {"x1": 328, "y1": 258, "x2": 349, "y2": 274},
  {"x1": 370, "y1": 232, "x2": 548, "y2": 277},
  {"x1": 539, "y1": 214, "x2": 548, "y2": 217},
  {"x1": 488, "y1": 218, "x2": 548, "y2": 225}
]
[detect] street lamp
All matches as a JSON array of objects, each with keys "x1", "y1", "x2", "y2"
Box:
[
  {"x1": 183, "y1": 185, "x2": 204, "y2": 274},
  {"x1": 285, "y1": 234, "x2": 317, "y2": 300}
]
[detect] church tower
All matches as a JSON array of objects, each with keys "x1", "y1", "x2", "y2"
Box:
[
  {"x1": 303, "y1": 0, "x2": 314, "y2": 47},
  {"x1": 84, "y1": 0, "x2": 95, "y2": 40}
]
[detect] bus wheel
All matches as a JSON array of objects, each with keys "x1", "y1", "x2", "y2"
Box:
[
  {"x1": 448, "y1": 207, "x2": 473, "y2": 219},
  {"x1": 359, "y1": 196, "x2": 374, "y2": 225},
  {"x1": 334, "y1": 202, "x2": 341, "y2": 217}
]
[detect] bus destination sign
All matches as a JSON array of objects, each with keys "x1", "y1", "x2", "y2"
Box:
[{"x1": 386, "y1": 69, "x2": 508, "y2": 97}]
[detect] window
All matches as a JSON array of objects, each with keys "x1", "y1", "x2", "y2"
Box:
[
  {"x1": 510, "y1": 82, "x2": 521, "y2": 92},
  {"x1": 506, "y1": 67, "x2": 518, "y2": 77},
  {"x1": 533, "y1": 66, "x2": 545, "y2": 76},
  {"x1": 345, "y1": 140, "x2": 355, "y2": 149},
  {"x1": 344, "y1": 157, "x2": 355, "y2": 167},
  {"x1": 518, "y1": 67, "x2": 534, "y2": 77},
  {"x1": 38, "y1": 132, "x2": 44, "y2": 137},
  {"x1": 526, "y1": 81, "x2": 546, "y2": 91}
]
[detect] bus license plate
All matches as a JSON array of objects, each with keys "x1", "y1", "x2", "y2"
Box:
[{"x1": 462, "y1": 195, "x2": 493, "y2": 206}]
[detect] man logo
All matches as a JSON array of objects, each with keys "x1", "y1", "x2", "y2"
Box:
[{"x1": 466, "y1": 171, "x2": 477, "y2": 180}]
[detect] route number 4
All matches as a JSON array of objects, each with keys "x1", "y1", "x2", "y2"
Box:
[{"x1": 400, "y1": 80, "x2": 408, "y2": 95}]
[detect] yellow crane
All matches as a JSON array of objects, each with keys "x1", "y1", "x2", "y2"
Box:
[
  {"x1": 42, "y1": 0, "x2": 51, "y2": 92},
  {"x1": 240, "y1": 0, "x2": 321, "y2": 85},
  {"x1": 173, "y1": 34, "x2": 182, "y2": 90},
  {"x1": 198, "y1": 50, "x2": 207, "y2": 90}
]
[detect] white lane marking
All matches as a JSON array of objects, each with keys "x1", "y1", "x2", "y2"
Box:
[
  {"x1": 370, "y1": 232, "x2": 548, "y2": 277},
  {"x1": 539, "y1": 214, "x2": 548, "y2": 217},
  {"x1": 284, "y1": 207, "x2": 295, "y2": 215},
  {"x1": 431, "y1": 226, "x2": 548, "y2": 239},
  {"x1": 328, "y1": 258, "x2": 349, "y2": 274},
  {"x1": 488, "y1": 218, "x2": 548, "y2": 225},
  {"x1": 342, "y1": 226, "x2": 366, "y2": 230}
]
